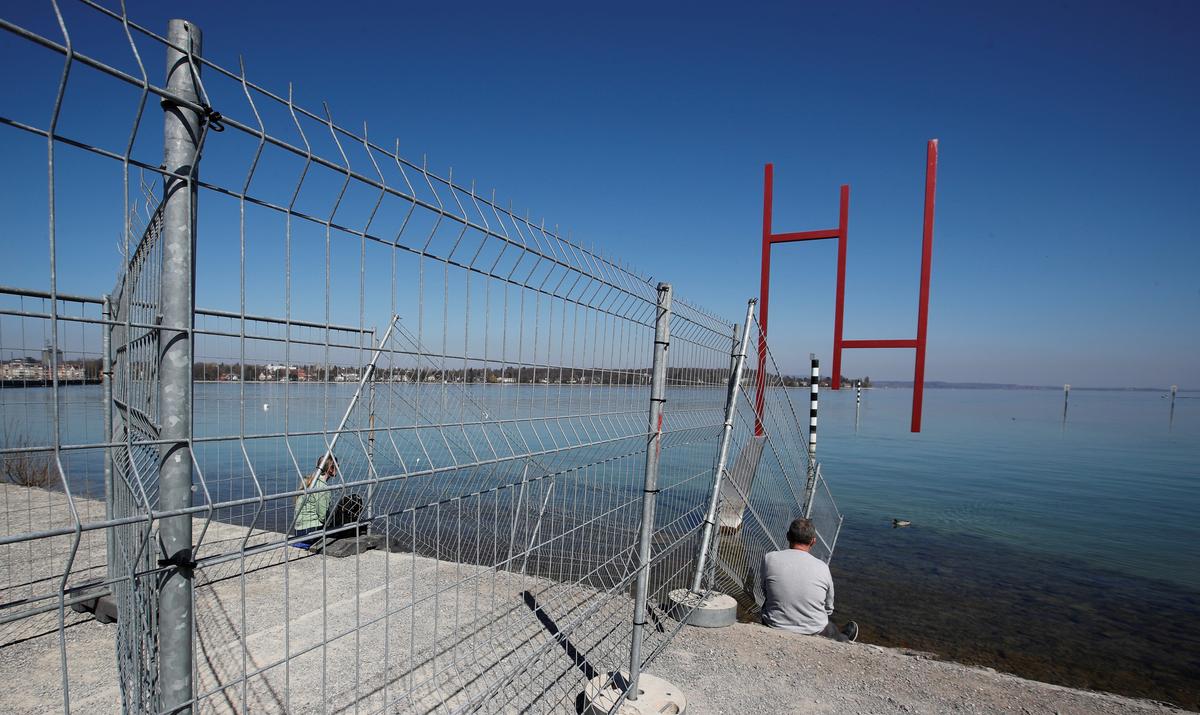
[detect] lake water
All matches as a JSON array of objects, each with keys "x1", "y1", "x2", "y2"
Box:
[
  {"x1": 818, "y1": 386, "x2": 1200, "y2": 591},
  {"x1": 814, "y1": 385, "x2": 1199, "y2": 709},
  {"x1": 2, "y1": 383, "x2": 1197, "y2": 707}
]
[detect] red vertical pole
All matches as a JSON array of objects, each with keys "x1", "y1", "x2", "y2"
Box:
[
  {"x1": 830, "y1": 184, "x2": 850, "y2": 390},
  {"x1": 911, "y1": 139, "x2": 938, "y2": 432},
  {"x1": 754, "y1": 164, "x2": 773, "y2": 436}
]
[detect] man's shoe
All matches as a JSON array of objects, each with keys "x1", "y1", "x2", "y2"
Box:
[{"x1": 843, "y1": 621, "x2": 859, "y2": 642}]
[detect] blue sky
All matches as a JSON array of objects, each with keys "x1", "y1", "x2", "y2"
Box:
[{"x1": 1, "y1": 0, "x2": 1197, "y2": 387}]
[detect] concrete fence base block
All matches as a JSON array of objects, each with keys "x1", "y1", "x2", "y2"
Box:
[
  {"x1": 582, "y1": 672, "x2": 686, "y2": 715},
  {"x1": 70, "y1": 593, "x2": 118, "y2": 624},
  {"x1": 666, "y1": 589, "x2": 737, "y2": 628}
]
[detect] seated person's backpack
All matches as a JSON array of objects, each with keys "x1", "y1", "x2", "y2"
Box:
[{"x1": 324, "y1": 493, "x2": 365, "y2": 539}]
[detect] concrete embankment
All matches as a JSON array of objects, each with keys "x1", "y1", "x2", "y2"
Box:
[
  {"x1": 1, "y1": 482, "x2": 1189, "y2": 714},
  {"x1": 652, "y1": 621, "x2": 1187, "y2": 714}
]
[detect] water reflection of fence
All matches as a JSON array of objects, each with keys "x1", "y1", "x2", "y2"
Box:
[{"x1": 0, "y1": 4, "x2": 840, "y2": 713}]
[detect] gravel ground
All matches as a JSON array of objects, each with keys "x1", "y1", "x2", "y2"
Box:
[
  {"x1": 651, "y1": 621, "x2": 1189, "y2": 714},
  {"x1": 3, "y1": 483, "x2": 1190, "y2": 714},
  {"x1": 0, "y1": 485, "x2": 639, "y2": 714}
]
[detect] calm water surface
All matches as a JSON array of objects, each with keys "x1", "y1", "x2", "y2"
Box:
[
  {"x1": 817, "y1": 386, "x2": 1200, "y2": 591},
  {"x1": 814, "y1": 386, "x2": 1199, "y2": 709}
]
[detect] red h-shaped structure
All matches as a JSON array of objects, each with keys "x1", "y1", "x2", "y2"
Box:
[{"x1": 754, "y1": 139, "x2": 938, "y2": 433}]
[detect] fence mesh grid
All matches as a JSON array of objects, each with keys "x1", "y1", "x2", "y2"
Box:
[
  {"x1": 109, "y1": 197, "x2": 166, "y2": 712},
  {"x1": 711, "y1": 315, "x2": 844, "y2": 614},
  {"x1": 0, "y1": 2, "x2": 841, "y2": 713}
]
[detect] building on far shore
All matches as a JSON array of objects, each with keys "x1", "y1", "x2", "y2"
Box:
[
  {"x1": 1, "y1": 358, "x2": 44, "y2": 380},
  {"x1": 41, "y1": 345, "x2": 63, "y2": 368},
  {"x1": 1, "y1": 357, "x2": 85, "y2": 381}
]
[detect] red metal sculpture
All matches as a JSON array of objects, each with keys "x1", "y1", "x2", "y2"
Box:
[{"x1": 755, "y1": 139, "x2": 938, "y2": 433}]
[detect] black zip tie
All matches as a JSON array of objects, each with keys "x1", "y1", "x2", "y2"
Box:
[
  {"x1": 202, "y1": 105, "x2": 225, "y2": 132},
  {"x1": 157, "y1": 98, "x2": 224, "y2": 132},
  {"x1": 158, "y1": 550, "x2": 196, "y2": 570}
]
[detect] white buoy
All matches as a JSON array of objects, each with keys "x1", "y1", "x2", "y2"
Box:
[{"x1": 263, "y1": 403, "x2": 269, "y2": 411}]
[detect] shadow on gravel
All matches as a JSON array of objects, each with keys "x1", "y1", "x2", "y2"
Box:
[{"x1": 523, "y1": 590, "x2": 599, "y2": 681}]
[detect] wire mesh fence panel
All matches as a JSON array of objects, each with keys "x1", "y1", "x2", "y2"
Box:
[
  {"x1": 709, "y1": 313, "x2": 842, "y2": 617},
  {"x1": 805, "y1": 466, "x2": 843, "y2": 564},
  {"x1": 629, "y1": 299, "x2": 735, "y2": 670},
  {"x1": 0, "y1": 289, "x2": 109, "y2": 653},
  {"x1": 0, "y1": 3, "x2": 841, "y2": 714},
  {"x1": 108, "y1": 196, "x2": 167, "y2": 712}
]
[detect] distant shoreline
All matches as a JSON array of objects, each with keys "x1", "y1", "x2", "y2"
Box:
[
  {"x1": 1, "y1": 379, "x2": 1191, "y2": 393},
  {"x1": 0, "y1": 378, "x2": 101, "y2": 389},
  {"x1": 870, "y1": 380, "x2": 1193, "y2": 393}
]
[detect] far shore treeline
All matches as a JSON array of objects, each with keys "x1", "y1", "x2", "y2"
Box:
[
  {"x1": 0, "y1": 354, "x2": 868, "y2": 389},
  {"x1": 187, "y1": 361, "x2": 870, "y2": 388}
]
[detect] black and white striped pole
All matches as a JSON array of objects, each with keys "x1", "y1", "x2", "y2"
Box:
[
  {"x1": 808, "y1": 354, "x2": 820, "y2": 455},
  {"x1": 801, "y1": 354, "x2": 820, "y2": 515},
  {"x1": 855, "y1": 380, "x2": 862, "y2": 427}
]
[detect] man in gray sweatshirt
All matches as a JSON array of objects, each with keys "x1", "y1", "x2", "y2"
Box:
[{"x1": 759, "y1": 516, "x2": 859, "y2": 642}]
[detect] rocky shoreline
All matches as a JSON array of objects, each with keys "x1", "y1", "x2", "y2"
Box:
[
  {"x1": 654, "y1": 621, "x2": 1188, "y2": 714},
  {"x1": 825, "y1": 521, "x2": 1200, "y2": 710}
]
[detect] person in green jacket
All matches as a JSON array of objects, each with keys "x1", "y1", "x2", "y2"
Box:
[{"x1": 294, "y1": 454, "x2": 338, "y2": 540}]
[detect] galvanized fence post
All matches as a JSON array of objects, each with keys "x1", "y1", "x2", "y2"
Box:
[
  {"x1": 627, "y1": 282, "x2": 672, "y2": 701},
  {"x1": 319, "y1": 317, "x2": 399, "y2": 464},
  {"x1": 159, "y1": 18, "x2": 203, "y2": 713},
  {"x1": 720, "y1": 319, "x2": 741, "y2": 409},
  {"x1": 689, "y1": 299, "x2": 755, "y2": 593},
  {"x1": 366, "y1": 326, "x2": 377, "y2": 520},
  {"x1": 102, "y1": 295, "x2": 115, "y2": 580}
]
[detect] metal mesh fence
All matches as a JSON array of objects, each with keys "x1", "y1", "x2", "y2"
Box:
[
  {"x1": 0, "y1": 3, "x2": 841, "y2": 713},
  {"x1": 805, "y1": 466, "x2": 844, "y2": 564},
  {"x1": 0, "y1": 287, "x2": 108, "y2": 651},
  {"x1": 109, "y1": 197, "x2": 166, "y2": 712},
  {"x1": 710, "y1": 314, "x2": 844, "y2": 616}
]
